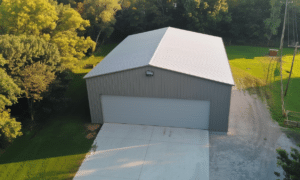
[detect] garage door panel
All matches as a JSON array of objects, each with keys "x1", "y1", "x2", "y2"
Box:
[{"x1": 101, "y1": 95, "x2": 210, "y2": 129}]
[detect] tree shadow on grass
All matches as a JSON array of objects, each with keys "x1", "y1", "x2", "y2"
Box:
[
  {"x1": 0, "y1": 114, "x2": 101, "y2": 164},
  {"x1": 0, "y1": 72, "x2": 100, "y2": 165},
  {"x1": 61, "y1": 72, "x2": 92, "y2": 120}
]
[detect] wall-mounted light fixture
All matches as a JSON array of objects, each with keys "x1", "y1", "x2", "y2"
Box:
[{"x1": 146, "y1": 70, "x2": 154, "y2": 77}]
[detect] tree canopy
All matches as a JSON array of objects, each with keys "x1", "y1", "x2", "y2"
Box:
[
  {"x1": 0, "y1": 0, "x2": 96, "y2": 69},
  {"x1": 0, "y1": 0, "x2": 58, "y2": 36},
  {"x1": 264, "y1": 0, "x2": 283, "y2": 44},
  {"x1": 20, "y1": 62, "x2": 56, "y2": 102},
  {"x1": 0, "y1": 54, "x2": 22, "y2": 148},
  {"x1": 110, "y1": 0, "x2": 300, "y2": 46},
  {"x1": 49, "y1": 0, "x2": 96, "y2": 68},
  {"x1": 0, "y1": 34, "x2": 63, "y2": 128},
  {"x1": 20, "y1": 62, "x2": 56, "y2": 123},
  {"x1": 0, "y1": 54, "x2": 21, "y2": 110},
  {"x1": 81, "y1": 0, "x2": 121, "y2": 46},
  {"x1": 0, "y1": 34, "x2": 62, "y2": 80}
]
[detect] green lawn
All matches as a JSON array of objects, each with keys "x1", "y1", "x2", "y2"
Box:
[
  {"x1": 0, "y1": 115, "x2": 93, "y2": 179},
  {"x1": 0, "y1": 44, "x2": 117, "y2": 180},
  {"x1": 72, "y1": 43, "x2": 119, "y2": 74},
  {"x1": 226, "y1": 45, "x2": 295, "y2": 60},
  {"x1": 227, "y1": 45, "x2": 300, "y2": 132}
]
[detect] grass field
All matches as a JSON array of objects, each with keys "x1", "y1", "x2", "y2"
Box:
[
  {"x1": 0, "y1": 44, "x2": 300, "y2": 179},
  {"x1": 226, "y1": 46, "x2": 295, "y2": 60},
  {"x1": 227, "y1": 45, "x2": 300, "y2": 132},
  {"x1": 72, "y1": 43, "x2": 118, "y2": 74}
]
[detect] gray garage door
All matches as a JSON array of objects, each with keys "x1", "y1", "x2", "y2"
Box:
[{"x1": 101, "y1": 95, "x2": 210, "y2": 129}]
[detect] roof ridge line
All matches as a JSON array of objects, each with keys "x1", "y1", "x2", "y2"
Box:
[{"x1": 148, "y1": 27, "x2": 170, "y2": 65}]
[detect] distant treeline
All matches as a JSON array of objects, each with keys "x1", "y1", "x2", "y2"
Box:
[{"x1": 55, "y1": 0, "x2": 300, "y2": 47}]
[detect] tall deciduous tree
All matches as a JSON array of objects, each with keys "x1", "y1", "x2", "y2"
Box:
[
  {"x1": 0, "y1": 0, "x2": 96, "y2": 69},
  {"x1": 264, "y1": 0, "x2": 283, "y2": 46},
  {"x1": 82, "y1": 0, "x2": 121, "y2": 46},
  {"x1": 182, "y1": 0, "x2": 230, "y2": 34},
  {"x1": 111, "y1": 0, "x2": 174, "y2": 41},
  {"x1": 36, "y1": 69, "x2": 73, "y2": 116},
  {"x1": 227, "y1": 0, "x2": 271, "y2": 45},
  {"x1": 49, "y1": 0, "x2": 96, "y2": 69},
  {"x1": 0, "y1": 68, "x2": 21, "y2": 110},
  {"x1": 0, "y1": 54, "x2": 21, "y2": 111},
  {"x1": 0, "y1": 54, "x2": 22, "y2": 148},
  {"x1": 0, "y1": 35, "x2": 62, "y2": 127},
  {"x1": 20, "y1": 62, "x2": 56, "y2": 126}
]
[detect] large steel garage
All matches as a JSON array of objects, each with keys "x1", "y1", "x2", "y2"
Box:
[{"x1": 83, "y1": 27, "x2": 235, "y2": 132}]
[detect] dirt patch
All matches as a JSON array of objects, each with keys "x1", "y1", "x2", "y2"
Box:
[
  {"x1": 85, "y1": 124, "x2": 101, "y2": 131},
  {"x1": 84, "y1": 123, "x2": 101, "y2": 140},
  {"x1": 86, "y1": 132, "x2": 97, "y2": 139}
]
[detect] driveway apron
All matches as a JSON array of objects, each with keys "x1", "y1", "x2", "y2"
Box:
[{"x1": 74, "y1": 123, "x2": 209, "y2": 180}]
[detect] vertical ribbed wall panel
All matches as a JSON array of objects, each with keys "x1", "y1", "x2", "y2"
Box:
[{"x1": 85, "y1": 65, "x2": 232, "y2": 132}]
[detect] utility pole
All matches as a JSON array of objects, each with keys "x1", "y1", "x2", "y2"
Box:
[
  {"x1": 284, "y1": 42, "x2": 298, "y2": 97},
  {"x1": 279, "y1": 0, "x2": 289, "y2": 117}
]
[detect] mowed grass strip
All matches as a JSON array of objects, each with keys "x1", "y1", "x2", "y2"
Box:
[{"x1": 0, "y1": 44, "x2": 116, "y2": 180}]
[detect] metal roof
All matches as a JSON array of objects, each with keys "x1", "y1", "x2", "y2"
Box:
[{"x1": 84, "y1": 27, "x2": 235, "y2": 86}]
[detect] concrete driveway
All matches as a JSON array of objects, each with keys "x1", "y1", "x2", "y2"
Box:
[
  {"x1": 209, "y1": 88, "x2": 300, "y2": 180},
  {"x1": 74, "y1": 123, "x2": 209, "y2": 180}
]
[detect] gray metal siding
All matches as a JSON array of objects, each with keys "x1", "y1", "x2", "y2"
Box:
[{"x1": 85, "y1": 65, "x2": 232, "y2": 132}]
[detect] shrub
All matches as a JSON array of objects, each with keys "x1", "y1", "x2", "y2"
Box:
[{"x1": 274, "y1": 145, "x2": 300, "y2": 180}]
